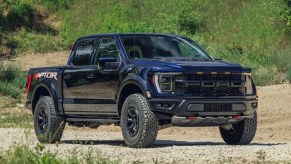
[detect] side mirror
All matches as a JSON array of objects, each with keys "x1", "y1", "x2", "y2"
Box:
[{"x1": 99, "y1": 57, "x2": 120, "y2": 70}]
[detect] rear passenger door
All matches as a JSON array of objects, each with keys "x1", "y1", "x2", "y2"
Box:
[{"x1": 63, "y1": 39, "x2": 99, "y2": 115}]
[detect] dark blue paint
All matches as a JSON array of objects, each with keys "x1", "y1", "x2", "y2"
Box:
[{"x1": 26, "y1": 33, "x2": 256, "y2": 117}]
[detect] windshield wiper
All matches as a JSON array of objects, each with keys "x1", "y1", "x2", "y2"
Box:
[
  {"x1": 190, "y1": 56, "x2": 210, "y2": 61},
  {"x1": 150, "y1": 56, "x2": 210, "y2": 62}
]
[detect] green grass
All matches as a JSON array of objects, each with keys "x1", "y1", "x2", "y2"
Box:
[
  {"x1": 9, "y1": 29, "x2": 61, "y2": 54},
  {"x1": 0, "y1": 112, "x2": 32, "y2": 128},
  {"x1": 59, "y1": 0, "x2": 291, "y2": 86},
  {"x1": 0, "y1": 143, "x2": 118, "y2": 164},
  {"x1": 1, "y1": 144, "x2": 291, "y2": 164},
  {"x1": 1, "y1": 0, "x2": 291, "y2": 87},
  {"x1": 0, "y1": 65, "x2": 26, "y2": 100},
  {"x1": 0, "y1": 0, "x2": 63, "y2": 56}
]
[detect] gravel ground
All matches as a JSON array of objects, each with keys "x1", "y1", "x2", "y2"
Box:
[
  {"x1": 1, "y1": 84, "x2": 291, "y2": 163},
  {"x1": 0, "y1": 127, "x2": 291, "y2": 163}
]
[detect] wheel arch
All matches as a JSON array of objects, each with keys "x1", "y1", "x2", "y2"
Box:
[
  {"x1": 117, "y1": 78, "x2": 149, "y2": 116},
  {"x1": 31, "y1": 79, "x2": 60, "y2": 115}
]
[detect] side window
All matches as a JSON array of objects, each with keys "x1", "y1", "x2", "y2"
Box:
[
  {"x1": 95, "y1": 38, "x2": 119, "y2": 64},
  {"x1": 71, "y1": 40, "x2": 95, "y2": 66}
]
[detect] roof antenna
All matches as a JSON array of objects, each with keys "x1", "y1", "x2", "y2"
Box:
[
  {"x1": 133, "y1": 19, "x2": 136, "y2": 58},
  {"x1": 133, "y1": 1, "x2": 136, "y2": 58},
  {"x1": 133, "y1": 2, "x2": 136, "y2": 33}
]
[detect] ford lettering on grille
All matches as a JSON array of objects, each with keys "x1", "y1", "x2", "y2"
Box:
[
  {"x1": 175, "y1": 74, "x2": 245, "y2": 96},
  {"x1": 199, "y1": 81, "x2": 243, "y2": 88}
]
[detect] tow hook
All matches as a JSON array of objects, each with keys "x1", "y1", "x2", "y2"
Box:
[{"x1": 221, "y1": 124, "x2": 233, "y2": 131}]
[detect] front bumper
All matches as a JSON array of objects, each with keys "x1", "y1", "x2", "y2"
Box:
[{"x1": 148, "y1": 96, "x2": 258, "y2": 126}]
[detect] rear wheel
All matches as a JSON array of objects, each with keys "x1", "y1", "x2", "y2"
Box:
[
  {"x1": 120, "y1": 93, "x2": 158, "y2": 148},
  {"x1": 219, "y1": 112, "x2": 257, "y2": 145},
  {"x1": 34, "y1": 96, "x2": 65, "y2": 143}
]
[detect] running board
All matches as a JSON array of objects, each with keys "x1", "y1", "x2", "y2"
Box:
[{"x1": 66, "y1": 118, "x2": 120, "y2": 124}]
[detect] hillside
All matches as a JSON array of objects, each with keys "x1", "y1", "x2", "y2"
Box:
[
  {"x1": 0, "y1": 0, "x2": 291, "y2": 103},
  {"x1": 61, "y1": 0, "x2": 291, "y2": 86}
]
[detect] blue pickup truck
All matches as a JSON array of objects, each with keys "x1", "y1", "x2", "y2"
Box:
[{"x1": 26, "y1": 33, "x2": 258, "y2": 148}]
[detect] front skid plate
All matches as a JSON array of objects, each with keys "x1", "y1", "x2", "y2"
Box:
[{"x1": 171, "y1": 116, "x2": 247, "y2": 127}]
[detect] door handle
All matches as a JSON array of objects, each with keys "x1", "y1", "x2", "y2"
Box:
[
  {"x1": 64, "y1": 74, "x2": 71, "y2": 79},
  {"x1": 87, "y1": 74, "x2": 95, "y2": 79}
]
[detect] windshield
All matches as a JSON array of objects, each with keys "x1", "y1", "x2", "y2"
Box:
[{"x1": 120, "y1": 35, "x2": 213, "y2": 61}]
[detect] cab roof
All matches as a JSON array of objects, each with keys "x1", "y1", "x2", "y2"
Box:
[{"x1": 77, "y1": 33, "x2": 185, "y2": 41}]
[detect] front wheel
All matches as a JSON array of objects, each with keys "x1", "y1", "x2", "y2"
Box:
[
  {"x1": 219, "y1": 112, "x2": 257, "y2": 145},
  {"x1": 120, "y1": 93, "x2": 158, "y2": 148},
  {"x1": 34, "y1": 96, "x2": 65, "y2": 143}
]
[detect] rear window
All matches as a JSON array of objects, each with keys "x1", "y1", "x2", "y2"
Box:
[{"x1": 71, "y1": 40, "x2": 95, "y2": 66}]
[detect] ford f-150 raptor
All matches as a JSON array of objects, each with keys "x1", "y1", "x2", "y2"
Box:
[{"x1": 26, "y1": 33, "x2": 258, "y2": 148}]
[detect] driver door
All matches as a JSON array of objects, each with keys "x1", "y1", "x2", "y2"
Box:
[{"x1": 86, "y1": 38, "x2": 120, "y2": 115}]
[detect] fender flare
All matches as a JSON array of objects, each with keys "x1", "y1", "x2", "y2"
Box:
[
  {"x1": 116, "y1": 75, "x2": 150, "y2": 116},
  {"x1": 31, "y1": 79, "x2": 61, "y2": 115},
  {"x1": 117, "y1": 74, "x2": 149, "y2": 101}
]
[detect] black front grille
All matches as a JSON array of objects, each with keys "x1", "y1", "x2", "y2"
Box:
[
  {"x1": 175, "y1": 74, "x2": 245, "y2": 96},
  {"x1": 204, "y1": 103, "x2": 232, "y2": 112},
  {"x1": 184, "y1": 74, "x2": 243, "y2": 81},
  {"x1": 181, "y1": 87, "x2": 243, "y2": 96}
]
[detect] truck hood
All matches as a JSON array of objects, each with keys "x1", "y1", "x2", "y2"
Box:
[{"x1": 130, "y1": 59, "x2": 249, "y2": 73}]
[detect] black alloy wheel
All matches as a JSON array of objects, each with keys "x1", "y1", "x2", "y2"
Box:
[
  {"x1": 38, "y1": 107, "x2": 48, "y2": 134},
  {"x1": 127, "y1": 107, "x2": 139, "y2": 137}
]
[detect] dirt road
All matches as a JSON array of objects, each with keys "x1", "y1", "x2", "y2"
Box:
[
  {"x1": 0, "y1": 84, "x2": 291, "y2": 163},
  {"x1": 1, "y1": 128, "x2": 291, "y2": 163},
  {"x1": 1, "y1": 52, "x2": 291, "y2": 163}
]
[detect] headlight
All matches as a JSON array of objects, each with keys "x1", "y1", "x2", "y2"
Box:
[
  {"x1": 243, "y1": 73, "x2": 253, "y2": 94},
  {"x1": 152, "y1": 72, "x2": 182, "y2": 93}
]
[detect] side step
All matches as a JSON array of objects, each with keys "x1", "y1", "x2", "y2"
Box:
[{"x1": 66, "y1": 118, "x2": 120, "y2": 124}]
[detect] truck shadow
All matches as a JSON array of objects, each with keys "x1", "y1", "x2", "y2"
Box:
[{"x1": 61, "y1": 139, "x2": 285, "y2": 148}]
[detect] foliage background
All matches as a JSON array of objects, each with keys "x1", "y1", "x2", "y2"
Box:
[{"x1": 0, "y1": 0, "x2": 291, "y2": 100}]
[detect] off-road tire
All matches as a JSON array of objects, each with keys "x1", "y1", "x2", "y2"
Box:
[
  {"x1": 34, "y1": 96, "x2": 65, "y2": 143},
  {"x1": 120, "y1": 93, "x2": 158, "y2": 148},
  {"x1": 219, "y1": 112, "x2": 257, "y2": 145}
]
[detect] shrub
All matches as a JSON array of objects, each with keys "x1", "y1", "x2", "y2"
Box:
[
  {"x1": 0, "y1": 144, "x2": 119, "y2": 164},
  {"x1": 281, "y1": 0, "x2": 291, "y2": 31},
  {"x1": 0, "y1": 9, "x2": 5, "y2": 29},
  {"x1": 177, "y1": 5, "x2": 204, "y2": 34},
  {"x1": 7, "y1": 2, "x2": 34, "y2": 29},
  {"x1": 41, "y1": 0, "x2": 71, "y2": 10},
  {"x1": 0, "y1": 65, "x2": 26, "y2": 99},
  {"x1": 0, "y1": 144, "x2": 60, "y2": 164},
  {"x1": 8, "y1": 29, "x2": 61, "y2": 54}
]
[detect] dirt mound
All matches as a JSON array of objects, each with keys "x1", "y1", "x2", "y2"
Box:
[{"x1": 3, "y1": 51, "x2": 70, "y2": 71}]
